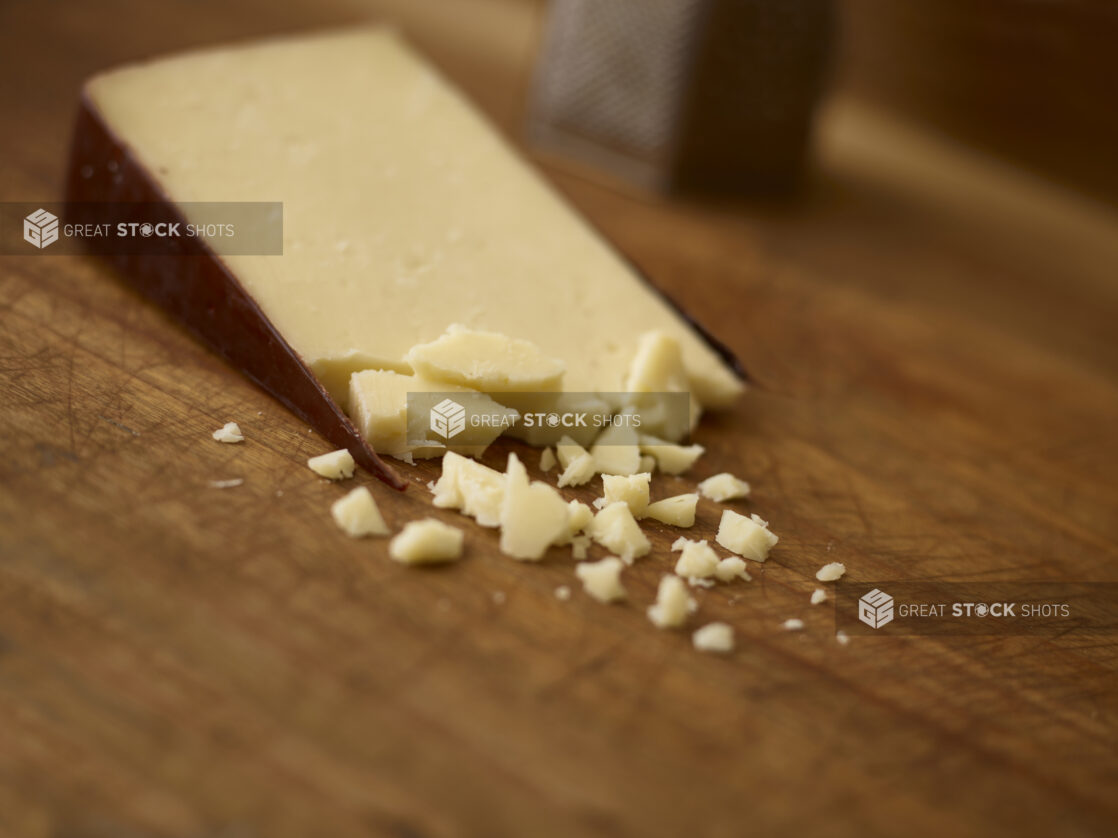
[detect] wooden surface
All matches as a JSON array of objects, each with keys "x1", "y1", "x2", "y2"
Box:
[{"x1": 2, "y1": 2, "x2": 1117, "y2": 836}]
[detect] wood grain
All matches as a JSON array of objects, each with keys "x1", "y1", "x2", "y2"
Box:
[{"x1": 1, "y1": 1, "x2": 1117, "y2": 837}]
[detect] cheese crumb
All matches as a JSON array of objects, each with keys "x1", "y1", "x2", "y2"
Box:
[
  {"x1": 575, "y1": 557, "x2": 626, "y2": 603},
  {"x1": 389, "y1": 518, "x2": 464, "y2": 564},
  {"x1": 816, "y1": 562, "x2": 846, "y2": 582},
  {"x1": 307, "y1": 448, "x2": 356, "y2": 480},
  {"x1": 570, "y1": 534, "x2": 591, "y2": 560},
  {"x1": 558, "y1": 452, "x2": 596, "y2": 487},
  {"x1": 588, "y1": 502, "x2": 651, "y2": 563},
  {"x1": 647, "y1": 575, "x2": 697, "y2": 629},
  {"x1": 430, "y1": 451, "x2": 505, "y2": 528},
  {"x1": 692, "y1": 622, "x2": 734, "y2": 653},
  {"x1": 212, "y1": 422, "x2": 244, "y2": 444},
  {"x1": 589, "y1": 420, "x2": 642, "y2": 476},
  {"x1": 554, "y1": 585, "x2": 571, "y2": 601},
  {"x1": 783, "y1": 618, "x2": 805, "y2": 631},
  {"x1": 716, "y1": 510, "x2": 779, "y2": 562},
  {"x1": 697, "y1": 472, "x2": 751, "y2": 502},
  {"x1": 330, "y1": 486, "x2": 389, "y2": 537},
  {"x1": 810, "y1": 588, "x2": 827, "y2": 605},
  {"x1": 674, "y1": 539, "x2": 719, "y2": 578},
  {"x1": 836, "y1": 630, "x2": 851, "y2": 646},
  {"x1": 405, "y1": 325, "x2": 566, "y2": 391},
  {"x1": 688, "y1": 577, "x2": 716, "y2": 588},
  {"x1": 638, "y1": 454, "x2": 657, "y2": 474},
  {"x1": 714, "y1": 556, "x2": 752, "y2": 583},
  {"x1": 639, "y1": 436, "x2": 705, "y2": 475},
  {"x1": 599, "y1": 472, "x2": 651, "y2": 517},
  {"x1": 539, "y1": 447, "x2": 556, "y2": 472},
  {"x1": 499, "y1": 453, "x2": 570, "y2": 560},
  {"x1": 209, "y1": 478, "x2": 243, "y2": 489},
  {"x1": 642, "y1": 493, "x2": 698, "y2": 527}
]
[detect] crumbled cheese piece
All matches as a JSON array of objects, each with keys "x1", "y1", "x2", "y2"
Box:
[
  {"x1": 209, "y1": 478, "x2": 243, "y2": 489},
  {"x1": 570, "y1": 534, "x2": 591, "y2": 560},
  {"x1": 642, "y1": 493, "x2": 698, "y2": 527},
  {"x1": 816, "y1": 562, "x2": 846, "y2": 582},
  {"x1": 638, "y1": 454, "x2": 657, "y2": 474},
  {"x1": 674, "y1": 539, "x2": 719, "y2": 578},
  {"x1": 553, "y1": 500, "x2": 594, "y2": 546},
  {"x1": 688, "y1": 577, "x2": 716, "y2": 588},
  {"x1": 588, "y1": 502, "x2": 651, "y2": 563},
  {"x1": 307, "y1": 448, "x2": 356, "y2": 480},
  {"x1": 554, "y1": 585, "x2": 572, "y2": 601},
  {"x1": 212, "y1": 421, "x2": 244, "y2": 443},
  {"x1": 388, "y1": 518, "x2": 463, "y2": 564},
  {"x1": 575, "y1": 557, "x2": 626, "y2": 603},
  {"x1": 697, "y1": 472, "x2": 751, "y2": 502},
  {"x1": 714, "y1": 556, "x2": 752, "y2": 583},
  {"x1": 783, "y1": 618, "x2": 805, "y2": 631},
  {"x1": 430, "y1": 451, "x2": 505, "y2": 527},
  {"x1": 330, "y1": 486, "x2": 389, "y2": 537},
  {"x1": 600, "y1": 472, "x2": 651, "y2": 517},
  {"x1": 810, "y1": 588, "x2": 827, "y2": 605},
  {"x1": 589, "y1": 420, "x2": 642, "y2": 476},
  {"x1": 639, "y1": 436, "x2": 705, "y2": 475},
  {"x1": 539, "y1": 447, "x2": 556, "y2": 472},
  {"x1": 671, "y1": 536, "x2": 693, "y2": 552},
  {"x1": 404, "y1": 324, "x2": 566, "y2": 391},
  {"x1": 716, "y1": 510, "x2": 779, "y2": 562},
  {"x1": 836, "y1": 630, "x2": 850, "y2": 646},
  {"x1": 625, "y1": 331, "x2": 690, "y2": 394},
  {"x1": 692, "y1": 622, "x2": 734, "y2": 653},
  {"x1": 647, "y1": 575, "x2": 697, "y2": 629},
  {"x1": 499, "y1": 453, "x2": 570, "y2": 560},
  {"x1": 556, "y1": 437, "x2": 597, "y2": 487},
  {"x1": 555, "y1": 435, "x2": 587, "y2": 469}
]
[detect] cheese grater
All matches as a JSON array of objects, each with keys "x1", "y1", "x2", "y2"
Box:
[{"x1": 526, "y1": 0, "x2": 833, "y2": 194}]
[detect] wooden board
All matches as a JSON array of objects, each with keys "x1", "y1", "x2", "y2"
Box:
[{"x1": 2, "y1": 2, "x2": 1117, "y2": 836}]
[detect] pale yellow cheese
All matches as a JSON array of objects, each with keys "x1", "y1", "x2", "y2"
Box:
[
  {"x1": 598, "y1": 473, "x2": 651, "y2": 517},
  {"x1": 590, "y1": 421, "x2": 642, "y2": 476},
  {"x1": 85, "y1": 28, "x2": 741, "y2": 426},
  {"x1": 642, "y1": 493, "x2": 698, "y2": 527},
  {"x1": 389, "y1": 518, "x2": 463, "y2": 563},
  {"x1": 646, "y1": 575, "x2": 696, "y2": 629},
  {"x1": 405, "y1": 325, "x2": 565, "y2": 392},
  {"x1": 498, "y1": 453, "x2": 569, "y2": 560},
  {"x1": 307, "y1": 448, "x2": 355, "y2": 480},
  {"x1": 588, "y1": 502, "x2": 651, "y2": 563},
  {"x1": 639, "y1": 436, "x2": 705, "y2": 475},
  {"x1": 331, "y1": 486, "x2": 389, "y2": 537},
  {"x1": 429, "y1": 451, "x2": 505, "y2": 527},
  {"x1": 574, "y1": 557, "x2": 626, "y2": 603},
  {"x1": 349, "y1": 369, "x2": 516, "y2": 459},
  {"x1": 692, "y1": 622, "x2": 734, "y2": 653},
  {"x1": 698, "y1": 472, "x2": 751, "y2": 502},
  {"x1": 716, "y1": 510, "x2": 779, "y2": 562},
  {"x1": 673, "y1": 539, "x2": 719, "y2": 579},
  {"x1": 212, "y1": 422, "x2": 244, "y2": 443}
]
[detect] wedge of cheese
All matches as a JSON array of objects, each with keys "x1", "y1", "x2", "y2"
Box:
[{"x1": 69, "y1": 27, "x2": 742, "y2": 483}]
